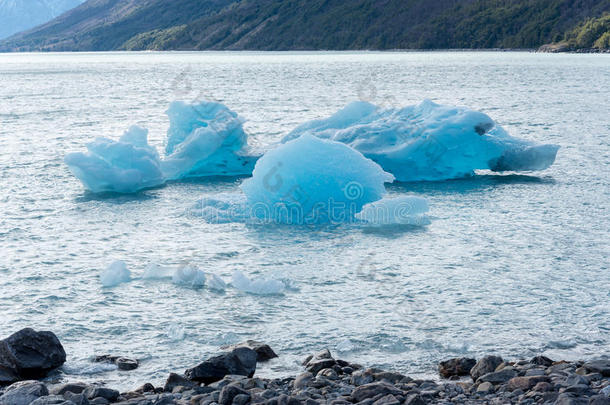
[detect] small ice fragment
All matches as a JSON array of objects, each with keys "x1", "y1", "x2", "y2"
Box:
[
  {"x1": 172, "y1": 264, "x2": 206, "y2": 287},
  {"x1": 336, "y1": 338, "x2": 355, "y2": 353},
  {"x1": 355, "y1": 196, "x2": 430, "y2": 226},
  {"x1": 166, "y1": 322, "x2": 185, "y2": 341},
  {"x1": 231, "y1": 270, "x2": 285, "y2": 295},
  {"x1": 100, "y1": 260, "x2": 131, "y2": 287},
  {"x1": 142, "y1": 263, "x2": 173, "y2": 279},
  {"x1": 207, "y1": 273, "x2": 227, "y2": 291}
]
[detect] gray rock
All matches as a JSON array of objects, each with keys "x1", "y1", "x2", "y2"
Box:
[
  {"x1": 372, "y1": 372, "x2": 411, "y2": 385},
  {"x1": 507, "y1": 376, "x2": 549, "y2": 391},
  {"x1": 371, "y1": 394, "x2": 400, "y2": 405},
  {"x1": 263, "y1": 394, "x2": 300, "y2": 405},
  {"x1": 88, "y1": 399, "x2": 108, "y2": 405},
  {"x1": 350, "y1": 382, "x2": 402, "y2": 403},
  {"x1": 561, "y1": 384, "x2": 590, "y2": 395},
  {"x1": 221, "y1": 341, "x2": 278, "y2": 363},
  {"x1": 30, "y1": 395, "x2": 69, "y2": 405},
  {"x1": 0, "y1": 329, "x2": 66, "y2": 384},
  {"x1": 477, "y1": 368, "x2": 517, "y2": 384},
  {"x1": 0, "y1": 381, "x2": 49, "y2": 405},
  {"x1": 63, "y1": 392, "x2": 89, "y2": 405},
  {"x1": 316, "y1": 368, "x2": 337, "y2": 380},
  {"x1": 589, "y1": 395, "x2": 610, "y2": 405},
  {"x1": 185, "y1": 348, "x2": 257, "y2": 384},
  {"x1": 305, "y1": 359, "x2": 336, "y2": 375},
  {"x1": 584, "y1": 360, "x2": 610, "y2": 377},
  {"x1": 134, "y1": 384, "x2": 156, "y2": 394},
  {"x1": 293, "y1": 372, "x2": 313, "y2": 390},
  {"x1": 404, "y1": 394, "x2": 425, "y2": 405},
  {"x1": 350, "y1": 369, "x2": 374, "y2": 386},
  {"x1": 438, "y1": 358, "x2": 476, "y2": 378},
  {"x1": 470, "y1": 356, "x2": 504, "y2": 381},
  {"x1": 554, "y1": 393, "x2": 588, "y2": 405},
  {"x1": 565, "y1": 374, "x2": 589, "y2": 386},
  {"x1": 164, "y1": 373, "x2": 196, "y2": 392},
  {"x1": 476, "y1": 382, "x2": 494, "y2": 393},
  {"x1": 232, "y1": 393, "x2": 251, "y2": 405},
  {"x1": 218, "y1": 384, "x2": 249, "y2": 405},
  {"x1": 51, "y1": 383, "x2": 90, "y2": 396},
  {"x1": 83, "y1": 387, "x2": 120, "y2": 402},
  {"x1": 531, "y1": 356, "x2": 554, "y2": 367}
]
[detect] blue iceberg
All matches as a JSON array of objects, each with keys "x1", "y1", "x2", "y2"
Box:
[
  {"x1": 283, "y1": 100, "x2": 559, "y2": 181},
  {"x1": 65, "y1": 99, "x2": 559, "y2": 194},
  {"x1": 162, "y1": 101, "x2": 258, "y2": 180},
  {"x1": 65, "y1": 101, "x2": 259, "y2": 193},
  {"x1": 64, "y1": 126, "x2": 165, "y2": 193},
  {"x1": 240, "y1": 134, "x2": 394, "y2": 224},
  {"x1": 355, "y1": 196, "x2": 430, "y2": 226}
]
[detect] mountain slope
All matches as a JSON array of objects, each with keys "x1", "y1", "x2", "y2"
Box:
[
  {"x1": 0, "y1": 0, "x2": 85, "y2": 40},
  {"x1": 1, "y1": 0, "x2": 609, "y2": 51},
  {"x1": 1, "y1": 0, "x2": 238, "y2": 51}
]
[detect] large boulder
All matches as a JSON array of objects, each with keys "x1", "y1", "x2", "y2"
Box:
[
  {"x1": 220, "y1": 341, "x2": 278, "y2": 362},
  {"x1": 0, "y1": 381, "x2": 49, "y2": 405},
  {"x1": 0, "y1": 329, "x2": 66, "y2": 384},
  {"x1": 185, "y1": 347, "x2": 257, "y2": 384},
  {"x1": 584, "y1": 360, "x2": 610, "y2": 377},
  {"x1": 470, "y1": 355, "x2": 503, "y2": 381},
  {"x1": 438, "y1": 357, "x2": 476, "y2": 378}
]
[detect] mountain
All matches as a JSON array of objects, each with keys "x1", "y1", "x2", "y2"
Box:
[
  {"x1": 1, "y1": 0, "x2": 609, "y2": 51},
  {"x1": 0, "y1": 0, "x2": 85, "y2": 40}
]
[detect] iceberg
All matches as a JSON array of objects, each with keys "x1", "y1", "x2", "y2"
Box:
[
  {"x1": 283, "y1": 100, "x2": 559, "y2": 181},
  {"x1": 172, "y1": 264, "x2": 206, "y2": 288},
  {"x1": 142, "y1": 263, "x2": 173, "y2": 279},
  {"x1": 231, "y1": 270, "x2": 285, "y2": 295},
  {"x1": 207, "y1": 273, "x2": 227, "y2": 291},
  {"x1": 65, "y1": 101, "x2": 258, "y2": 193},
  {"x1": 355, "y1": 196, "x2": 430, "y2": 226},
  {"x1": 162, "y1": 101, "x2": 258, "y2": 179},
  {"x1": 240, "y1": 134, "x2": 394, "y2": 224},
  {"x1": 100, "y1": 260, "x2": 131, "y2": 287},
  {"x1": 64, "y1": 126, "x2": 165, "y2": 193}
]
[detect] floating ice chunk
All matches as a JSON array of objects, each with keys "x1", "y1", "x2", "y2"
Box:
[
  {"x1": 100, "y1": 260, "x2": 131, "y2": 287},
  {"x1": 355, "y1": 196, "x2": 430, "y2": 226},
  {"x1": 284, "y1": 100, "x2": 559, "y2": 181},
  {"x1": 241, "y1": 134, "x2": 394, "y2": 224},
  {"x1": 231, "y1": 270, "x2": 285, "y2": 295},
  {"x1": 162, "y1": 100, "x2": 258, "y2": 179},
  {"x1": 172, "y1": 264, "x2": 206, "y2": 287},
  {"x1": 65, "y1": 126, "x2": 165, "y2": 193},
  {"x1": 207, "y1": 273, "x2": 227, "y2": 291},
  {"x1": 166, "y1": 322, "x2": 185, "y2": 341},
  {"x1": 142, "y1": 263, "x2": 173, "y2": 279},
  {"x1": 336, "y1": 338, "x2": 356, "y2": 353}
]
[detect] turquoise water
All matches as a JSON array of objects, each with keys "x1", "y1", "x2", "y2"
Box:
[{"x1": 0, "y1": 51, "x2": 608, "y2": 389}]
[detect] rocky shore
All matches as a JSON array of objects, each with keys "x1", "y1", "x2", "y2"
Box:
[{"x1": 1, "y1": 329, "x2": 609, "y2": 405}]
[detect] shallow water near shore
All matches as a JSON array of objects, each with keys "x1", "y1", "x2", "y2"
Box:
[{"x1": 0, "y1": 51, "x2": 609, "y2": 390}]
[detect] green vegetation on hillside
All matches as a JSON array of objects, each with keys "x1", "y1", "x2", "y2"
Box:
[
  {"x1": 1, "y1": 0, "x2": 609, "y2": 52},
  {"x1": 563, "y1": 13, "x2": 610, "y2": 49}
]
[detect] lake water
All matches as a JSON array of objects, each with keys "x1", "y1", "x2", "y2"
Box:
[{"x1": 0, "y1": 51, "x2": 608, "y2": 390}]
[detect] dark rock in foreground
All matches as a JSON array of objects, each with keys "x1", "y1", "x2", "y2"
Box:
[
  {"x1": 438, "y1": 357, "x2": 476, "y2": 378},
  {"x1": 185, "y1": 347, "x2": 257, "y2": 384},
  {"x1": 94, "y1": 355, "x2": 139, "y2": 371},
  {"x1": 221, "y1": 341, "x2": 278, "y2": 362},
  {"x1": 1, "y1": 337, "x2": 609, "y2": 405},
  {"x1": 0, "y1": 329, "x2": 66, "y2": 385}
]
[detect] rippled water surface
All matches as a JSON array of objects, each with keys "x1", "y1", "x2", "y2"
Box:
[{"x1": 0, "y1": 51, "x2": 608, "y2": 389}]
